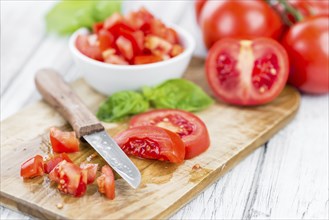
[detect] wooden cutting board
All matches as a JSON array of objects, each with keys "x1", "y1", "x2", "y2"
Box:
[{"x1": 0, "y1": 58, "x2": 300, "y2": 219}]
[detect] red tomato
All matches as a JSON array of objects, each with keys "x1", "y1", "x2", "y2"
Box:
[
  {"x1": 282, "y1": 16, "x2": 329, "y2": 94},
  {"x1": 116, "y1": 36, "x2": 134, "y2": 60},
  {"x1": 50, "y1": 127, "x2": 80, "y2": 153},
  {"x1": 75, "y1": 35, "x2": 103, "y2": 61},
  {"x1": 103, "y1": 49, "x2": 129, "y2": 65},
  {"x1": 170, "y1": 44, "x2": 184, "y2": 57},
  {"x1": 195, "y1": 0, "x2": 207, "y2": 23},
  {"x1": 199, "y1": 0, "x2": 283, "y2": 49},
  {"x1": 125, "y1": 7, "x2": 154, "y2": 30},
  {"x1": 98, "y1": 29, "x2": 114, "y2": 52},
  {"x1": 44, "y1": 153, "x2": 72, "y2": 174},
  {"x1": 92, "y1": 22, "x2": 104, "y2": 34},
  {"x1": 206, "y1": 38, "x2": 289, "y2": 106},
  {"x1": 133, "y1": 55, "x2": 162, "y2": 65},
  {"x1": 80, "y1": 163, "x2": 98, "y2": 184},
  {"x1": 145, "y1": 35, "x2": 172, "y2": 57},
  {"x1": 130, "y1": 109, "x2": 210, "y2": 159},
  {"x1": 288, "y1": 0, "x2": 329, "y2": 19},
  {"x1": 49, "y1": 161, "x2": 87, "y2": 197},
  {"x1": 97, "y1": 165, "x2": 115, "y2": 200},
  {"x1": 115, "y1": 126, "x2": 185, "y2": 163},
  {"x1": 20, "y1": 155, "x2": 44, "y2": 178}
]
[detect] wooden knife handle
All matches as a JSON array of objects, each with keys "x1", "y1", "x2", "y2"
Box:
[{"x1": 35, "y1": 69, "x2": 104, "y2": 138}]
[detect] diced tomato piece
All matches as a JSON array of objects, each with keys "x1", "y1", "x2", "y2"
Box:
[
  {"x1": 20, "y1": 155, "x2": 44, "y2": 178},
  {"x1": 44, "y1": 153, "x2": 72, "y2": 174},
  {"x1": 80, "y1": 163, "x2": 98, "y2": 184},
  {"x1": 76, "y1": 35, "x2": 103, "y2": 61},
  {"x1": 49, "y1": 161, "x2": 87, "y2": 197},
  {"x1": 97, "y1": 165, "x2": 115, "y2": 200},
  {"x1": 170, "y1": 44, "x2": 184, "y2": 57},
  {"x1": 165, "y1": 28, "x2": 179, "y2": 44},
  {"x1": 50, "y1": 127, "x2": 80, "y2": 153},
  {"x1": 116, "y1": 36, "x2": 134, "y2": 60},
  {"x1": 104, "y1": 53, "x2": 129, "y2": 65},
  {"x1": 149, "y1": 19, "x2": 179, "y2": 44},
  {"x1": 134, "y1": 55, "x2": 162, "y2": 65},
  {"x1": 92, "y1": 22, "x2": 104, "y2": 34},
  {"x1": 98, "y1": 29, "x2": 114, "y2": 52},
  {"x1": 104, "y1": 13, "x2": 124, "y2": 29},
  {"x1": 145, "y1": 35, "x2": 173, "y2": 57},
  {"x1": 125, "y1": 7, "x2": 154, "y2": 31}
]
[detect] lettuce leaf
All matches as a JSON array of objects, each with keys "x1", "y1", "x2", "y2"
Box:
[{"x1": 97, "y1": 91, "x2": 149, "y2": 122}]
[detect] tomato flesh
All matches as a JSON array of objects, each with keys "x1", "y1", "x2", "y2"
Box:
[
  {"x1": 206, "y1": 38, "x2": 289, "y2": 106},
  {"x1": 20, "y1": 155, "x2": 44, "y2": 178},
  {"x1": 50, "y1": 127, "x2": 80, "y2": 153},
  {"x1": 49, "y1": 161, "x2": 87, "y2": 197},
  {"x1": 130, "y1": 109, "x2": 210, "y2": 159},
  {"x1": 80, "y1": 163, "x2": 98, "y2": 184},
  {"x1": 115, "y1": 126, "x2": 185, "y2": 163},
  {"x1": 75, "y1": 35, "x2": 103, "y2": 61},
  {"x1": 97, "y1": 165, "x2": 115, "y2": 200},
  {"x1": 44, "y1": 153, "x2": 72, "y2": 174}
]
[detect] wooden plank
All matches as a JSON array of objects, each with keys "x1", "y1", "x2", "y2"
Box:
[{"x1": 0, "y1": 58, "x2": 300, "y2": 219}]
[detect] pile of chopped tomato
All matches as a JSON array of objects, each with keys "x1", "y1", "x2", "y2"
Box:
[
  {"x1": 75, "y1": 8, "x2": 184, "y2": 65},
  {"x1": 20, "y1": 127, "x2": 115, "y2": 200}
]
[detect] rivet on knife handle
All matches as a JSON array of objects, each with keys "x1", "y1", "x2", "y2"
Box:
[{"x1": 35, "y1": 69, "x2": 104, "y2": 138}]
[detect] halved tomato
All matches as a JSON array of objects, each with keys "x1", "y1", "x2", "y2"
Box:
[
  {"x1": 205, "y1": 38, "x2": 289, "y2": 106},
  {"x1": 97, "y1": 165, "x2": 115, "y2": 200},
  {"x1": 75, "y1": 35, "x2": 103, "y2": 61},
  {"x1": 133, "y1": 55, "x2": 162, "y2": 65},
  {"x1": 80, "y1": 163, "x2": 98, "y2": 184},
  {"x1": 20, "y1": 155, "x2": 44, "y2": 178},
  {"x1": 114, "y1": 126, "x2": 185, "y2": 163},
  {"x1": 50, "y1": 127, "x2": 80, "y2": 153},
  {"x1": 130, "y1": 110, "x2": 210, "y2": 159},
  {"x1": 49, "y1": 160, "x2": 87, "y2": 197},
  {"x1": 44, "y1": 153, "x2": 72, "y2": 174}
]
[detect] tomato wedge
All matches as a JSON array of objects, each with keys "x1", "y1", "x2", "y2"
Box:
[
  {"x1": 20, "y1": 155, "x2": 44, "y2": 178},
  {"x1": 205, "y1": 38, "x2": 289, "y2": 106},
  {"x1": 44, "y1": 153, "x2": 72, "y2": 174},
  {"x1": 97, "y1": 165, "x2": 115, "y2": 200},
  {"x1": 115, "y1": 126, "x2": 185, "y2": 163},
  {"x1": 80, "y1": 163, "x2": 98, "y2": 184},
  {"x1": 50, "y1": 127, "x2": 80, "y2": 153},
  {"x1": 130, "y1": 110, "x2": 210, "y2": 159},
  {"x1": 49, "y1": 160, "x2": 87, "y2": 197}
]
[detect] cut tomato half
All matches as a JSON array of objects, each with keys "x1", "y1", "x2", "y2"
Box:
[
  {"x1": 205, "y1": 38, "x2": 289, "y2": 106},
  {"x1": 50, "y1": 127, "x2": 80, "y2": 153},
  {"x1": 115, "y1": 126, "x2": 185, "y2": 163},
  {"x1": 97, "y1": 165, "x2": 115, "y2": 200},
  {"x1": 20, "y1": 155, "x2": 44, "y2": 178},
  {"x1": 130, "y1": 109, "x2": 210, "y2": 159}
]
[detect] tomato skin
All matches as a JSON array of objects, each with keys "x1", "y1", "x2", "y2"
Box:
[
  {"x1": 130, "y1": 109, "x2": 210, "y2": 159},
  {"x1": 115, "y1": 126, "x2": 185, "y2": 163},
  {"x1": 20, "y1": 155, "x2": 44, "y2": 178},
  {"x1": 44, "y1": 153, "x2": 72, "y2": 174},
  {"x1": 50, "y1": 127, "x2": 80, "y2": 153},
  {"x1": 195, "y1": 0, "x2": 207, "y2": 23},
  {"x1": 97, "y1": 165, "x2": 115, "y2": 200},
  {"x1": 206, "y1": 38, "x2": 289, "y2": 106},
  {"x1": 200, "y1": 0, "x2": 283, "y2": 49},
  {"x1": 282, "y1": 16, "x2": 329, "y2": 94}
]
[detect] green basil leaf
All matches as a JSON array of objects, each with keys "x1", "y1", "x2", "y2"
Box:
[
  {"x1": 97, "y1": 91, "x2": 149, "y2": 122},
  {"x1": 143, "y1": 79, "x2": 214, "y2": 112}
]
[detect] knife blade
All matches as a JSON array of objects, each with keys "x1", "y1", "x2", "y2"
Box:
[{"x1": 35, "y1": 69, "x2": 141, "y2": 189}]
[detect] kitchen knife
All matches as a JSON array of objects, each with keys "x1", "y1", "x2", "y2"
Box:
[{"x1": 35, "y1": 69, "x2": 141, "y2": 189}]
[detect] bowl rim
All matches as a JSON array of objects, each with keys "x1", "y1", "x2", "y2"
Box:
[{"x1": 69, "y1": 24, "x2": 196, "y2": 70}]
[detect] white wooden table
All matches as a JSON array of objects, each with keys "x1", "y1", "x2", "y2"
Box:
[{"x1": 1, "y1": 1, "x2": 328, "y2": 219}]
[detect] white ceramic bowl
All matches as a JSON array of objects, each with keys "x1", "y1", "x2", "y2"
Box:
[{"x1": 69, "y1": 25, "x2": 195, "y2": 95}]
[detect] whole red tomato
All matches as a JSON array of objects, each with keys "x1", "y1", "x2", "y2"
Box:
[
  {"x1": 289, "y1": 0, "x2": 329, "y2": 18},
  {"x1": 194, "y1": 0, "x2": 207, "y2": 23},
  {"x1": 282, "y1": 16, "x2": 329, "y2": 94},
  {"x1": 199, "y1": 0, "x2": 283, "y2": 49}
]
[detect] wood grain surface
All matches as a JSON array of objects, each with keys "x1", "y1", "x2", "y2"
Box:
[{"x1": 0, "y1": 58, "x2": 300, "y2": 219}]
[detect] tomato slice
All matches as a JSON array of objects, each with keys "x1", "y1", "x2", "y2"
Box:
[
  {"x1": 130, "y1": 110, "x2": 210, "y2": 159},
  {"x1": 75, "y1": 35, "x2": 103, "y2": 61},
  {"x1": 44, "y1": 153, "x2": 72, "y2": 174},
  {"x1": 133, "y1": 55, "x2": 162, "y2": 65},
  {"x1": 50, "y1": 127, "x2": 80, "y2": 153},
  {"x1": 97, "y1": 165, "x2": 115, "y2": 200},
  {"x1": 115, "y1": 126, "x2": 185, "y2": 163},
  {"x1": 20, "y1": 155, "x2": 44, "y2": 178},
  {"x1": 205, "y1": 38, "x2": 289, "y2": 106},
  {"x1": 49, "y1": 161, "x2": 87, "y2": 197},
  {"x1": 80, "y1": 163, "x2": 98, "y2": 184}
]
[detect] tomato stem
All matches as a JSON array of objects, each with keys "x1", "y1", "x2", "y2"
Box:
[{"x1": 278, "y1": 0, "x2": 304, "y2": 24}]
